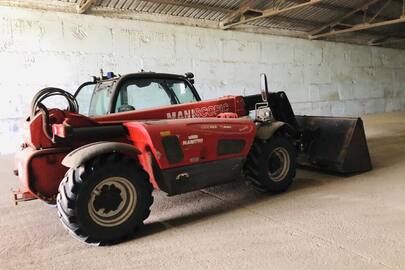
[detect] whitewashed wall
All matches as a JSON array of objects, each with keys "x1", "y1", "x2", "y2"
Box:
[{"x1": 0, "y1": 6, "x2": 405, "y2": 154}]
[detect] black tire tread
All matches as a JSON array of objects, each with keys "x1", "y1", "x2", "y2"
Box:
[
  {"x1": 245, "y1": 135, "x2": 296, "y2": 193},
  {"x1": 245, "y1": 140, "x2": 267, "y2": 191},
  {"x1": 56, "y1": 154, "x2": 153, "y2": 245}
]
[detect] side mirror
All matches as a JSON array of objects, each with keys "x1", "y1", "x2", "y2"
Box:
[{"x1": 260, "y1": 73, "x2": 269, "y2": 102}]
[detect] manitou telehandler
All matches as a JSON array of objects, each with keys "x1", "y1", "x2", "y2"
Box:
[{"x1": 13, "y1": 71, "x2": 371, "y2": 245}]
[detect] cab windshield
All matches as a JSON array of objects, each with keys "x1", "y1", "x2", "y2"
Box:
[{"x1": 76, "y1": 78, "x2": 198, "y2": 116}]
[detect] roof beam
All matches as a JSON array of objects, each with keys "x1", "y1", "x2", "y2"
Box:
[
  {"x1": 310, "y1": 16, "x2": 405, "y2": 39},
  {"x1": 287, "y1": 0, "x2": 396, "y2": 25},
  {"x1": 367, "y1": 0, "x2": 392, "y2": 24},
  {"x1": 76, "y1": 0, "x2": 96, "y2": 14},
  {"x1": 220, "y1": 0, "x2": 321, "y2": 30},
  {"x1": 309, "y1": 0, "x2": 383, "y2": 37},
  {"x1": 219, "y1": 0, "x2": 260, "y2": 28},
  {"x1": 257, "y1": 14, "x2": 320, "y2": 28}
]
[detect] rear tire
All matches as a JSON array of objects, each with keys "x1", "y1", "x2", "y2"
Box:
[
  {"x1": 56, "y1": 154, "x2": 153, "y2": 245},
  {"x1": 245, "y1": 136, "x2": 296, "y2": 193}
]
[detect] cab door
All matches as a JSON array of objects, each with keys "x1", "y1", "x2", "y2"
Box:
[{"x1": 74, "y1": 82, "x2": 96, "y2": 116}]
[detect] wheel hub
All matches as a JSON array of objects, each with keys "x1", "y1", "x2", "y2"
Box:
[
  {"x1": 93, "y1": 184, "x2": 123, "y2": 214},
  {"x1": 88, "y1": 177, "x2": 137, "y2": 227},
  {"x1": 268, "y1": 147, "x2": 290, "y2": 182}
]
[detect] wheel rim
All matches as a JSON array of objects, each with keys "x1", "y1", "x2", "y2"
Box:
[
  {"x1": 267, "y1": 147, "x2": 290, "y2": 182},
  {"x1": 88, "y1": 177, "x2": 137, "y2": 227}
]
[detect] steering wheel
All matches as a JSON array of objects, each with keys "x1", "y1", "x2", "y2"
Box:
[
  {"x1": 118, "y1": 104, "x2": 136, "y2": 112},
  {"x1": 30, "y1": 87, "x2": 79, "y2": 140}
]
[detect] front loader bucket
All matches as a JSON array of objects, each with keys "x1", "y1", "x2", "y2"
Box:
[{"x1": 295, "y1": 115, "x2": 372, "y2": 174}]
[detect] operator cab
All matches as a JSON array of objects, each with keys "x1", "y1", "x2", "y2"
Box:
[{"x1": 74, "y1": 71, "x2": 201, "y2": 116}]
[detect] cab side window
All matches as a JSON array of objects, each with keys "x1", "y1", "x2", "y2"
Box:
[
  {"x1": 75, "y1": 83, "x2": 96, "y2": 115},
  {"x1": 169, "y1": 82, "x2": 197, "y2": 104}
]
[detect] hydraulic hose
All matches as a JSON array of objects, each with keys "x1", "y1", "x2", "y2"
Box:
[
  {"x1": 30, "y1": 87, "x2": 79, "y2": 140},
  {"x1": 30, "y1": 87, "x2": 79, "y2": 120}
]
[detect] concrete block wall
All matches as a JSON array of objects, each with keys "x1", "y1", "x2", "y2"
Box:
[{"x1": 0, "y1": 6, "x2": 405, "y2": 154}]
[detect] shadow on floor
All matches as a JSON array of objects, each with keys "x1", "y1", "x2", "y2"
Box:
[
  {"x1": 367, "y1": 134, "x2": 405, "y2": 170},
  {"x1": 128, "y1": 140, "x2": 405, "y2": 244},
  {"x1": 120, "y1": 172, "x2": 346, "y2": 245}
]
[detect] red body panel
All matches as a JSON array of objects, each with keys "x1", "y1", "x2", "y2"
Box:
[
  {"x1": 15, "y1": 147, "x2": 71, "y2": 202},
  {"x1": 28, "y1": 114, "x2": 55, "y2": 149},
  {"x1": 123, "y1": 118, "x2": 256, "y2": 188},
  {"x1": 15, "y1": 95, "x2": 254, "y2": 202}
]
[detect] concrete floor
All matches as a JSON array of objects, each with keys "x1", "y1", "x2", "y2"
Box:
[{"x1": 0, "y1": 113, "x2": 404, "y2": 270}]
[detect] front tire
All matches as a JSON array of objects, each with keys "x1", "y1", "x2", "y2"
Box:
[
  {"x1": 245, "y1": 136, "x2": 296, "y2": 193},
  {"x1": 56, "y1": 154, "x2": 153, "y2": 245}
]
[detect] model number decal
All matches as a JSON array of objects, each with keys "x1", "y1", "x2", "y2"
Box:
[
  {"x1": 166, "y1": 103, "x2": 230, "y2": 119},
  {"x1": 183, "y1": 135, "x2": 204, "y2": 146}
]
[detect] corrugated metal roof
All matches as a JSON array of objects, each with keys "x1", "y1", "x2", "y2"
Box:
[{"x1": 17, "y1": 0, "x2": 405, "y2": 48}]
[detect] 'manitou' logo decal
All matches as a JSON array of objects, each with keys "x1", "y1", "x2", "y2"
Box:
[{"x1": 166, "y1": 103, "x2": 231, "y2": 119}]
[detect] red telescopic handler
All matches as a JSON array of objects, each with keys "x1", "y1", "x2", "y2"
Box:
[{"x1": 13, "y1": 71, "x2": 371, "y2": 245}]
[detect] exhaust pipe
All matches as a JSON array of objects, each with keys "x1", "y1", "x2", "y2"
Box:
[{"x1": 296, "y1": 115, "x2": 372, "y2": 174}]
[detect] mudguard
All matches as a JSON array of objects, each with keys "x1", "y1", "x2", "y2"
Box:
[
  {"x1": 255, "y1": 121, "x2": 296, "y2": 140},
  {"x1": 62, "y1": 141, "x2": 140, "y2": 168}
]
